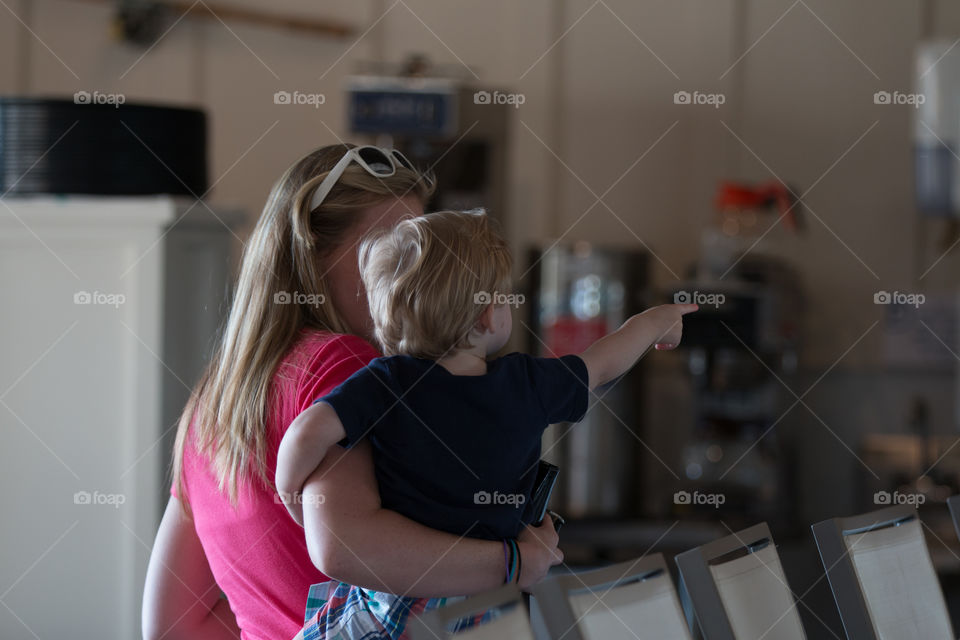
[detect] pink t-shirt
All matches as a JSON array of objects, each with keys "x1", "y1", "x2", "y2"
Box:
[{"x1": 173, "y1": 329, "x2": 381, "y2": 640}]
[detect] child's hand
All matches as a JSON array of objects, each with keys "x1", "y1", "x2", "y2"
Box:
[
  {"x1": 275, "y1": 402, "x2": 348, "y2": 528},
  {"x1": 581, "y1": 303, "x2": 698, "y2": 388},
  {"x1": 641, "y1": 303, "x2": 698, "y2": 350}
]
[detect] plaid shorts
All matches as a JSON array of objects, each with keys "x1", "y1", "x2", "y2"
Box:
[{"x1": 298, "y1": 581, "x2": 491, "y2": 640}]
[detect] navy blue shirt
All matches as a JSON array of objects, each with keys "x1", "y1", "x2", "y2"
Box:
[{"x1": 318, "y1": 353, "x2": 589, "y2": 540}]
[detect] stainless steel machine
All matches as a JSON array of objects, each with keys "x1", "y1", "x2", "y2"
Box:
[{"x1": 525, "y1": 243, "x2": 650, "y2": 519}]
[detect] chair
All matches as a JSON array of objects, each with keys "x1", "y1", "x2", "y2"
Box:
[
  {"x1": 947, "y1": 494, "x2": 960, "y2": 542},
  {"x1": 408, "y1": 583, "x2": 535, "y2": 639},
  {"x1": 811, "y1": 504, "x2": 953, "y2": 640},
  {"x1": 675, "y1": 522, "x2": 806, "y2": 640},
  {"x1": 531, "y1": 553, "x2": 691, "y2": 640}
]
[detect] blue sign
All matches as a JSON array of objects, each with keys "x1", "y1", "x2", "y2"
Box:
[{"x1": 348, "y1": 86, "x2": 457, "y2": 137}]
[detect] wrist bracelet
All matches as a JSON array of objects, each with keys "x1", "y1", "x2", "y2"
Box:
[
  {"x1": 504, "y1": 539, "x2": 519, "y2": 584},
  {"x1": 515, "y1": 540, "x2": 523, "y2": 585},
  {"x1": 502, "y1": 539, "x2": 510, "y2": 584}
]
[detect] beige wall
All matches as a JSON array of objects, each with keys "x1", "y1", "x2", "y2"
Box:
[
  {"x1": 2, "y1": 0, "x2": 958, "y2": 545},
  {"x1": 2, "y1": 0, "x2": 957, "y2": 378}
]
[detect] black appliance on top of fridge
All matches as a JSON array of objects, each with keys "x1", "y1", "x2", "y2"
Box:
[{"x1": 665, "y1": 254, "x2": 804, "y2": 530}]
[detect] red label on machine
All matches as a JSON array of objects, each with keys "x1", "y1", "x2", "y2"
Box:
[{"x1": 542, "y1": 316, "x2": 608, "y2": 357}]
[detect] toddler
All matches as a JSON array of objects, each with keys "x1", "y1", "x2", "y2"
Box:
[{"x1": 277, "y1": 209, "x2": 696, "y2": 638}]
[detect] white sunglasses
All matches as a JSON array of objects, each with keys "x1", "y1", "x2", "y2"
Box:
[{"x1": 307, "y1": 145, "x2": 419, "y2": 211}]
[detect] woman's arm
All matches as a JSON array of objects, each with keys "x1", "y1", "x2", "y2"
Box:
[
  {"x1": 143, "y1": 497, "x2": 241, "y2": 640},
  {"x1": 302, "y1": 441, "x2": 563, "y2": 598}
]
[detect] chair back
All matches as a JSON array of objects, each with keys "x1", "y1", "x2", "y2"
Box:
[
  {"x1": 409, "y1": 583, "x2": 535, "y2": 640},
  {"x1": 675, "y1": 522, "x2": 806, "y2": 640},
  {"x1": 811, "y1": 504, "x2": 953, "y2": 640},
  {"x1": 532, "y1": 553, "x2": 691, "y2": 640}
]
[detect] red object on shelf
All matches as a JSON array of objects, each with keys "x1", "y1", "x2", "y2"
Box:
[
  {"x1": 714, "y1": 181, "x2": 802, "y2": 231},
  {"x1": 543, "y1": 316, "x2": 608, "y2": 357}
]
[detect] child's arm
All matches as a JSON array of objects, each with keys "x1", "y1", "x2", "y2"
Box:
[
  {"x1": 275, "y1": 401, "x2": 346, "y2": 526},
  {"x1": 579, "y1": 303, "x2": 698, "y2": 389}
]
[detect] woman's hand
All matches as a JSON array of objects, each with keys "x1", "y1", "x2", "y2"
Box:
[{"x1": 516, "y1": 516, "x2": 564, "y2": 590}]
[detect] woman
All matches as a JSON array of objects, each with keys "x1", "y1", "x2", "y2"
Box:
[{"x1": 142, "y1": 144, "x2": 563, "y2": 640}]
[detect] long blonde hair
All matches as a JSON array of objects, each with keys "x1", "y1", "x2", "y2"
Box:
[{"x1": 173, "y1": 144, "x2": 434, "y2": 507}]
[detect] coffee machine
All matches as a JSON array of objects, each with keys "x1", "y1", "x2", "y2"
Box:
[{"x1": 666, "y1": 254, "x2": 803, "y2": 529}]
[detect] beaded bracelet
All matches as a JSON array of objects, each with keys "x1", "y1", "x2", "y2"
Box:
[
  {"x1": 515, "y1": 540, "x2": 523, "y2": 584},
  {"x1": 503, "y1": 539, "x2": 522, "y2": 584},
  {"x1": 502, "y1": 539, "x2": 510, "y2": 583}
]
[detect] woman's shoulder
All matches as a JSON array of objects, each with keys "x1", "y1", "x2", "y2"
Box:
[
  {"x1": 282, "y1": 329, "x2": 382, "y2": 411},
  {"x1": 283, "y1": 329, "x2": 379, "y2": 379},
  {"x1": 295, "y1": 328, "x2": 380, "y2": 361}
]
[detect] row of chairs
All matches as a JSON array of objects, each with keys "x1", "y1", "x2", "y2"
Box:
[{"x1": 410, "y1": 499, "x2": 960, "y2": 639}]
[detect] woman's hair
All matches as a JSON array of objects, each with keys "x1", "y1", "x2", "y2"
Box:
[
  {"x1": 359, "y1": 209, "x2": 512, "y2": 359},
  {"x1": 173, "y1": 143, "x2": 434, "y2": 507}
]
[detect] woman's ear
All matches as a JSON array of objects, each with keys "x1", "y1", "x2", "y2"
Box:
[{"x1": 474, "y1": 303, "x2": 496, "y2": 334}]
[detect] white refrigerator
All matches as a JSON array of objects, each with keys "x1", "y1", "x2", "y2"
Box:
[{"x1": 0, "y1": 196, "x2": 239, "y2": 639}]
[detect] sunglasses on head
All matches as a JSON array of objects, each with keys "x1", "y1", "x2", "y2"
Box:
[{"x1": 308, "y1": 145, "x2": 420, "y2": 211}]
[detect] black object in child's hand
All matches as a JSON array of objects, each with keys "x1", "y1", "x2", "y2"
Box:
[
  {"x1": 547, "y1": 510, "x2": 565, "y2": 532},
  {"x1": 529, "y1": 461, "x2": 560, "y2": 526}
]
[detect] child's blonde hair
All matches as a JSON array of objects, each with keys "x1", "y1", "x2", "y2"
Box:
[{"x1": 360, "y1": 209, "x2": 512, "y2": 359}]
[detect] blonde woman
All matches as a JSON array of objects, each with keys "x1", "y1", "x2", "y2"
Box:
[{"x1": 141, "y1": 145, "x2": 563, "y2": 640}]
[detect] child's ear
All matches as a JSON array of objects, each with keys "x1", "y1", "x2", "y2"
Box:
[{"x1": 475, "y1": 303, "x2": 496, "y2": 334}]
